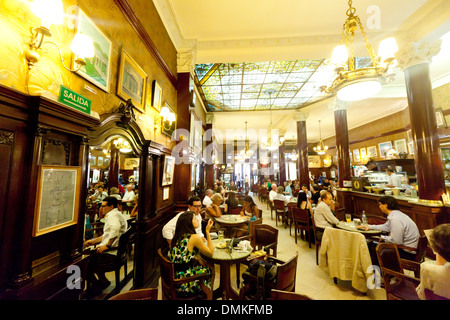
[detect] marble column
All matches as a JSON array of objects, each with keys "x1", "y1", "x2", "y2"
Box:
[
  {"x1": 205, "y1": 113, "x2": 215, "y2": 189},
  {"x1": 396, "y1": 40, "x2": 445, "y2": 201},
  {"x1": 295, "y1": 110, "x2": 310, "y2": 189},
  {"x1": 331, "y1": 98, "x2": 352, "y2": 188}
]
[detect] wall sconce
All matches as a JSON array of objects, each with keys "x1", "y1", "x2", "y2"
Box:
[
  {"x1": 25, "y1": 0, "x2": 94, "y2": 71},
  {"x1": 160, "y1": 106, "x2": 176, "y2": 124}
]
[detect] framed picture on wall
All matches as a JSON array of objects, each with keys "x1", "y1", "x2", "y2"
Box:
[
  {"x1": 353, "y1": 149, "x2": 360, "y2": 163},
  {"x1": 360, "y1": 148, "x2": 367, "y2": 159},
  {"x1": 378, "y1": 141, "x2": 392, "y2": 158},
  {"x1": 191, "y1": 164, "x2": 196, "y2": 191},
  {"x1": 367, "y1": 146, "x2": 377, "y2": 158},
  {"x1": 163, "y1": 187, "x2": 170, "y2": 201},
  {"x1": 117, "y1": 48, "x2": 147, "y2": 113},
  {"x1": 162, "y1": 155, "x2": 175, "y2": 186},
  {"x1": 436, "y1": 107, "x2": 447, "y2": 128},
  {"x1": 73, "y1": 8, "x2": 112, "y2": 92},
  {"x1": 152, "y1": 80, "x2": 162, "y2": 112},
  {"x1": 33, "y1": 166, "x2": 81, "y2": 237},
  {"x1": 394, "y1": 139, "x2": 408, "y2": 154}
]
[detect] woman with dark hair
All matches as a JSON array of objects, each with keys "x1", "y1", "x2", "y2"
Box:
[
  {"x1": 416, "y1": 223, "x2": 450, "y2": 299},
  {"x1": 224, "y1": 191, "x2": 239, "y2": 214},
  {"x1": 240, "y1": 196, "x2": 259, "y2": 219},
  {"x1": 297, "y1": 191, "x2": 313, "y2": 216},
  {"x1": 168, "y1": 211, "x2": 214, "y2": 296}
]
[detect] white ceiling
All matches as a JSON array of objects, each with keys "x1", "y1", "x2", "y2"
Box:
[{"x1": 154, "y1": 0, "x2": 450, "y2": 144}]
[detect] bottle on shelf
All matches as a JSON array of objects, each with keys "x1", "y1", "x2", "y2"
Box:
[{"x1": 362, "y1": 210, "x2": 368, "y2": 225}]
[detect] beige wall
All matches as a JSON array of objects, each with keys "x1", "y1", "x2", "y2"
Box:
[{"x1": 0, "y1": 0, "x2": 178, "y2": 146}]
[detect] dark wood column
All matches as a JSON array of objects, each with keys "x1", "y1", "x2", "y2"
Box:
[
  {"x1": 205, "y1": 120, "x2": 215, "y2": 190},
  {"x1": 108, "y1": 144, "x2": 120, "y2": 189},
  {"x1": 279, "y1": 141, "x2": 286, "y2": 185},
  {"x1": 333, "y1": 99, "x2": 352, "y2": 188},
  {"x1": 295, "y1": 110, "x2": 310, "y2": 189},
  {"x1": 404, "y1": 63, "x2": 445, "y2": 201}
]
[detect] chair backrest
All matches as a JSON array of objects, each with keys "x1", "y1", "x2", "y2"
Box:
[
  {"x1": 270, "y1": 289, "x2": 311, "y2": 300},
  {"x1": 253, "y1": 224, "x2": 278, "y2": 250},
  {"x1": 230, "y1": 206, "x2": 242, "y2": 215},
  {"x1": 117, "y1": 227, "x2": 133, "y2": 260},
  {"x1": 273, "y1": 199, "x2": 285, "y2": 211},
  {"x1": 248, "y1": 218, "x2": 263, "y2": 236},
  {"x1": 274, "y1": 252, "x2": 298, "y2": 292},
  {"x1": 415, "y1": 235, "x2": 428, "y2": 262},
  {"x1": 109, "y1": 288, "x2": 158, "y2": 300},
  {"x1": 376, "y1": 242, "x2": 403, "y2": 274},
  {"x1": 157, "y1": 248, "x2": 177, "y2": 299},
  {"x1": 311, "y1": 216, "x2": 324, "y2": 243},
  {"x1": 257, "y1": 209, "x2": 262, "y2": 218},
  {"x1": 291, "y1": 207, "x2": 309, "y2": 224}
]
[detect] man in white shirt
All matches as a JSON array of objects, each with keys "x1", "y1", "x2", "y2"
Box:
[
  {"x1": 84, "y1": 196, "x2": 128, "y2": 295},
  {"x1": 269, "y1": 184, "x2": 278, "y2": 202},
  {"x1": 314, "y1": 191, "x2": 340, "y2": 233},
  {"x1": 90, "y1": 186, "x2": 108, "y2": 204},
  {"x1": 203, "y1": 189, "x2": 213, "y2": 207},
  {"x1": 386, "y1": 167, "x2": 402, "y2": 188},
  {"x1": 162, "y1": 196, "x2": 205, "y2": 245},
  {"x1": 122, "y1": 185, "x2": 136, "y2": 203}
]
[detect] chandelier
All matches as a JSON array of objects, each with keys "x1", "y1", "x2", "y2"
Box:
[
  {"x1": 313, "y1": 120, "x2": 328, "y2": 155},
  {"x1": 239, "y1": 121, "x2": 253, "y2": 159},
  {"x1": 320, "y1": 0, "x2": 398, "y2": 101},
  {"x1": 264, "y1": 89, "x2": 279, "y2": 151},
  {"x1": 113, "y1": 137, "x2": 132, "y2": 153}
]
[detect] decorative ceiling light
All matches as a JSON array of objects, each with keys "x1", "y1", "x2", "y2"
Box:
[
  {"x1": 313, "y1": 120, "x2": 328, "y2": 155},
  {"x1": 113, "y1": 138, "x2": 132, "y2": 153},
  {"x1": 239, "y1": 121, "x2": 253, "y2": 159},
  {"x1": 320, "y1": 0, "x2": 398, "y2": 101},
  {"x1": 264, "y1": 89, "x2": 279, "y2": 151}
]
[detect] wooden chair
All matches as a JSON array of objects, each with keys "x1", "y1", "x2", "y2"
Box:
[
  {"x1": 239, "y1": 252, "x2": 299, "y2": 299},
  {"x1": 268, "y1": 200, "x2": 276, "y2": 220},
  {"x1": 157, "y1": 248, "x2": 214, "y2": 300},
  {"x1": 259, "y1": 188, "x2": 269, "y2": 207},
  {"x1": 252, "y1": 224, "x2": 279, "y2": 257},
  {"x1": 109, "y1": 288, "x2": 158, "y2": 300},
  {"x1": 424, "y1": 289, "x2": 450, "y2": 300},
  {"x1": 270, "y1": 289, "x2": 312, "y2": 300},
  {"x1": 376, "y1": 242, "x2": 420, "y2": 300},
  {"x1": 286, "y1": 202, "x2": 297, "y2": 235},
  {"x1": 311, "y1": 217, "x2": 324, "y2": 265},
  {"x1": 291, "y1": 207, "x2": 313, "y2": 247},
  {"x1": 273, "y1": 199, "x2": 287, "y2": 227},
  {"x1": 397, "y1": 235, "x2": 428, "y2": 267},
  {"x1": 230, "y1": 206, "x2": 243, "y2": 215},
  {"x1": 88, "y1": 227, "x2": 134, "y2": 296}
]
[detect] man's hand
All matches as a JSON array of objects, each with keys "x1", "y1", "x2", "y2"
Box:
[{"x1": 96, "y1": 245, "x2": 109, "y2": 254}]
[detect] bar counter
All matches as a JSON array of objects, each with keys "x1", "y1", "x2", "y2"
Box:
[{"x1": 335, "y1": 189, "x2": 449, "y2": 234}]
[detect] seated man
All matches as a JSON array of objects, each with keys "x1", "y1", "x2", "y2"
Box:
[
  {"x1": 84, "y1": 196, "x2": 128, "y2": 296},
  {"x1": 314, "y1": 191, "x2": 340, "y2": 240},
  {"x1": 268, "y1": 183, "x2": 278, "y2": 203},
  {"x1": 273, "y1": 186, "x2": 288, "y2": 206},
  {"x1": 228, "y1": 181, "x2": 238, "y2": 191},
  {"x1": 122, "y1": 185, "x2": 135, "y2": 203},
  {"x1": 162, "y1": 196, "x2": 205, "y2": 246},
  {"x1": 90, "y1": 186, "x2": 108, "y2": 204},
  {"x1": 358, "y1": 196, "x2": 420, "y2": 260},
  {"x1": 203, "y1": 189, "x2": 213, "y2": 207}
]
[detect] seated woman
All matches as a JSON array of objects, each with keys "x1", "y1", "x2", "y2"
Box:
[
  {"x1": 416, "y1": 223, "x2": 450, "y2": 300},
  {"x1": 168, "y1": 211, "x2": 214, "y2": 297},
  {"x1": 240, "y1": 196, "x2": 259, "y2": 221},
  {"x1": 224, "y1": 191, "x2": 239, "y2": 214},
  {"x1": 273, "y1": 186, "x2": 289, "y2": 206},
  {"x1": 205, "y1": 193, "x2": 223, "y2": 219},
  {"x1": 297, "y1": 191, "x2": 313, "y2": 216}
]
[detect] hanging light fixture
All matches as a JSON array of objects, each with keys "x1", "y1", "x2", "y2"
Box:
[
  {"x1": 113, "y1": 137, "x2": 132, "y2": 153},
  {"x1": 320, "y1": 0, "x2": 398, "y2": 101},
  {"x1": 264, "y1": 89, "x2": 279, "y2": 151},
  {"x1": 240, "y1": 121, "x2": 253, "y2": 159},
  {"x1": 313, "y1": 120, "x2": 328, "y2": 155}
]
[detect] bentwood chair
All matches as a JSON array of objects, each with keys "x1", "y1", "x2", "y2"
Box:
[
  {"x1": 311, "y1": 218, "x2": 324, "y2": 265},
  {"x1": 109, "y1": 288, "x2": 158, "y2": 300},
  {"x1": 291, "y1": 207, "x2": 313, "y2": 247},
  {"x1": 376, "y1": 243, "x2": 420, "y2": 300},
  {"x1": 273, "y1": 200, "x2": 287, "y2": 227},
  {"x1": 157, "y1": 248, "x2": 215, "y2": 300},
  {"x1": 270, "y1": 289, "x2": 312, "y2": 300}
]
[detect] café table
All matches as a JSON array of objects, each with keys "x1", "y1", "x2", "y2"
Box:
[
  {"x1": 214, "y1": 215, "x2": 249, "y2": 238},
  {"x1": 336, "y1": 221, "x2": 382, "y2": 237},
  {"x1": 200, "y1": 239, "x2": 252, "y2": 300}
]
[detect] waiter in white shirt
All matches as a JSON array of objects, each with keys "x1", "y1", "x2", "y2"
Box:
[{"x1": 386, "y1": 167, "x2": 402, "y2": 188}]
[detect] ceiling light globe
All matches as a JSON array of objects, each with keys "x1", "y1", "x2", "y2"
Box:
[
  {"x1": 337, "y1": 80, "x2": 382, "y2": 101},
  {"x1": 331, "y1": 45, "x2": 349, "y2": 66},
  {"x1": 378, "y1": 37, "x2": 398, "y2": 63}
]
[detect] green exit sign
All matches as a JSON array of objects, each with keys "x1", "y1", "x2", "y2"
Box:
[{"x1": 58, "y1": 85, "x2": 91, "y2": 114}]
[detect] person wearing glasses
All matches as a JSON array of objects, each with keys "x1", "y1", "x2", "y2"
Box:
[
  {"x1": 162, "y1": 196, "x2": 205, "y2": 246},
  {"x1": 83, "y1": 196, "x2": 128, "y2": 296}
]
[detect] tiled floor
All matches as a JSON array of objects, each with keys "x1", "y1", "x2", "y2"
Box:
[{"x1": 93, "y1": 193, "x2": 388, "y2": 300}]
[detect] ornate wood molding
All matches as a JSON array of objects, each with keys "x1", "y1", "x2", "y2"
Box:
[{"x1": 114, "y1": 0, "x2": 177, "y2": 87}]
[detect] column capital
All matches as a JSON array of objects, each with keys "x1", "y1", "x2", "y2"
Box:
[
  {"x1": 328, "y1": 96, "x2": 349, "y2": 111},
  {"x1": 395, "y1": 39, "x2": 442, "y2": 71},
  {"x1": 294, "y1": 110, "x2": 309, "y2": 122},
  {"x1": 206, "y1": 113, "x2": 215, "y2": 125},
  {"x1": 177, "y1": 49, "x2": 196, "y2": 74}
]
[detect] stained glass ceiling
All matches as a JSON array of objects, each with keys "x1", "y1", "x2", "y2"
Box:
[{"x1": 193, "y1": 58, "x2": 373, "y2": 112}]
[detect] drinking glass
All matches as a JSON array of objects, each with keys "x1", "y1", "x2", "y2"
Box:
[
  {"x1": 345, "y1": 214, "x2": 352, "y2": 224},
  {"x1": 218, "y1": 230, "x2": 224, "y2": 244}
]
